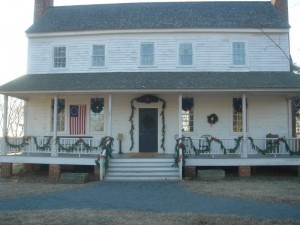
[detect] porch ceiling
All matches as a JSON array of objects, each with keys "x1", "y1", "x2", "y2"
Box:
[{"x1": 1, "y1": 72, "x2": 300, "y2": 99}]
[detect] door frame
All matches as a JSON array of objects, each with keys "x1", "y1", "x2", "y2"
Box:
[{"x1": 138, "y1": 108, "x2": 158, "y2": 152}]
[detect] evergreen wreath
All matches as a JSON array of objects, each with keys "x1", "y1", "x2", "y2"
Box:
[
  {"x1": 182, "y1": 98, "x2": 193, "y2": 111},
  {"x1": 91, "y1": 98, "x2": 104, "y2": 113},
  {"x1": 129, "y1": 95, "x2": 166, "y2": 151},
  {"x1": 207, "y1": 113, "x2": 219, "y2": 126}
]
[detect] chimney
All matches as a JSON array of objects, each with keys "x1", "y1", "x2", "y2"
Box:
[
  {"x1": 34, "y1": 0, "x2": 54, "y2": 23},
  {"x1": 271, "y1": 0, "x2": 289, "y2": 21}
]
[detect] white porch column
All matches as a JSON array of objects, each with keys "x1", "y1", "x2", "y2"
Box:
[
  {"x1": 23, "y1": 100, "x2": 28, "y2": 136},
  {"x1": 107, "y1": 94, "x2": 112, "y2": 137},
  {"x1": 178, "y1": 94, "x2": 183, "y2": 180},
  {"x1": 241, "y1": 93, "x2": 248, "y2": 158},
  {"x1": 51, "y1": 95, "x2": 58, "y2": 157},
  {"x1": 178, "y1": 94, "x2": 182, "y2": 139},
  {"x1": 287, "y1": 98, "x2": 292, "y2": 138},
  {"x1": 2, "y1": 95, "x2": 8, "y2": 155}
]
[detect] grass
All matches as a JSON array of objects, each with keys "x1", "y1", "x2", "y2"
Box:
[
  {"x1": 0, "y1": 210, "x2": 299, "y2": 225},
  {"x1": 184, "y1": 176, "x2": 300, "y2": 204}
]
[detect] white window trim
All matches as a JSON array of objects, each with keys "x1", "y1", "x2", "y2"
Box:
[
  {"x1": 52, "y1": 45, "x2": 68, "y2": 70},
  {"x1": 177, "y1": 42, "x2": 195, "y2": 67},
  {"x1": 230, "y1": 41, "x2": 248, "y2": 68},
  {"x1": 139, "y1": 41, "x2": 156, "y2": 68},
  {"x1": 90, "y1": 43, "x2": 107, "y2": 69}
]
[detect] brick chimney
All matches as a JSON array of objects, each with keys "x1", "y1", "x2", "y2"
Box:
[
  {"x1": 271, "y1": 0, "x2": 289, "y2": 21},
  {"x1": 34, "y1": 0, "x2": 54, "y2": 22}
]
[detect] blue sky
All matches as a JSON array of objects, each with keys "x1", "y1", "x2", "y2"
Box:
[{"x1": 0, "y1": 0, "x2": 299, "y2": 85}]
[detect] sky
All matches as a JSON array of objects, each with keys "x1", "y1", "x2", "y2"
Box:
[{"x1": 0, "y1": 0, "x2": 299, "y2": 86}]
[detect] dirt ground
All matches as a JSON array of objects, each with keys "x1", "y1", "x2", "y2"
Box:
[{"x1": 0, "y1": 165, "x2": 300, "y2": 225}]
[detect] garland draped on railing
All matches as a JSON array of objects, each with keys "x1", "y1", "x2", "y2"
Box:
[
  {"x1": 4, "y1": 136, "x2": 30, "y2": 151},
  {"x1": 248, "y1": 137, "x2": 300, "y2": 155},
  {"x1": 33, "y1": 136, "x2": 52, "y2": 151},
  {"x1": 55, "y1": 137, "x2": 98, "y2": 152},
  {"x1": 95, "y1": 136, "x2": 114, "y2": 170},
  {"x1": 129, "y1": 95, "x2": 166, "y2": 151}
]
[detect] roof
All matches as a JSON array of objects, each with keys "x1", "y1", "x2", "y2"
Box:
[
  {"x1": 1, "y1": 72, "x2": 299, "y2": 94},
  {"x1": 26, "y1": 1, "x2": 289, "y2": 34}
]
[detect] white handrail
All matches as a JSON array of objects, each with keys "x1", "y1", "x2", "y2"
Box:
[{"x1": 99, "y1": 149, "x2": 106, "y2": 180}]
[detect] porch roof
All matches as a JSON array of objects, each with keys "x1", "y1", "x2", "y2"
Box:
[{"x1": 1, "y1": 72, "x2": 300, "y2": 96}]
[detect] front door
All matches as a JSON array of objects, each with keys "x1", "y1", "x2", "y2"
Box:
[{"x1": 139, "y1": 108, "x2": 158, "y2": 152}]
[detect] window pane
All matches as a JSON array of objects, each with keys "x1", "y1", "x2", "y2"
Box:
[
  {"x1": 90, "y1": 98, "x2": 105, "y2": 132},
  {"x1": 179, "y1": 43, "x2": 192, "y2": 65},
  {"x1": 141, "y1": 43, "x2": 154, "y2": 65},
  {"x1": 51, "y1": 99, "x2": 65, "y2": 132},
  {"x1": 232, "y1": 97, "x2": 247, "y2": 132},
  {"x1": 54, "y1": 47, "x2": 66, "y2": 68},
  {"x1": 92, "y1": 45, "x2": 105, "y2": 67},
  {"x1": 232, "y1": 42, "x2": 246, "y2": 65},
  {"x1": 182, "y1": 98, "x2": 194, "y2": 132}
]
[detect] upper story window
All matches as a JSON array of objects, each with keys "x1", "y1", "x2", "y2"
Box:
[
  {"x1": 92, "y1": 45, "x2": 105, "y2": 67},
  {"x1": 232, "y1": 42, "x2": 246, "y2": 66},
  {"x1": 179, "y1": 43, "x2": 193, "y2": 66},
  {"x1": 53, "y1": 46, "x2": 66, "y2": 68},
  {"x1": 140, "y1": 42, "x2": 155, "y2": 66}
]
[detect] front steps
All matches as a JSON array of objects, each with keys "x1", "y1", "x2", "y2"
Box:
[{"x1": 104, "y1": 158, "x2": 179, "y2": 181}]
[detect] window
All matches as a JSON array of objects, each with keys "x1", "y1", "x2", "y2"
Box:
[
  {"x1": 140, "y1": 42, "x2": 154, "y2": 66},
  {"x1": 232, "y1": 97, "x2": 247, "y2": 132},
  {"x1": 90, "y1": 98, "x2": 105, "y2": 132},
  {"x1": 179, "y1": 43, "x2": 193, "y2": 66},
  {"x1": 53, "y1": 46, "x2": 66, "y2": 68},
  {"x1": 232, "y1": 42, "x2": 246, "y2": 65},
  {"x1": 92, "y1": 45, "x2": 105, "y2": 67},
  {"x1": 182, "y1": 98, "x2": 194, "y2": 132},
  {"x1": 51, "y1": 99, "x2": 65, "y2": 132}
]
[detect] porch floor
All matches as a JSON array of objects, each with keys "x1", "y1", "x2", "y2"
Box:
[{"x1": 1, "y1": 152, "x2": 300, "y2": 166}]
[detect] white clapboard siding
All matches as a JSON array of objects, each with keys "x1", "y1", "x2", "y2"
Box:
[
  {"x1": 26, "y1": 94, "x2": 288, "y2": 154},
  {"x1": 27, "y1": 31, "x2": 290, "y2": 74}
]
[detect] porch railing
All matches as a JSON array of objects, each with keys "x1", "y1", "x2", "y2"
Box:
[
  {"x1": 183, "y1": 137, "x2": 300, "y2": 157},
  {"x1": 2, "y1": 136, "x2": 103, "y2": 156}
]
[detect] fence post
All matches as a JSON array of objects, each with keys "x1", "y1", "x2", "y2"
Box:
[
  {"x1": 99, "y1": 149, "x2": 106, "y2": 180},
  {"x1": 179, "y1": 148, "x2": 183, "y2": 180}
]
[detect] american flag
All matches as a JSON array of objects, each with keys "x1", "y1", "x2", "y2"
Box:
[{"x1": 69, "y1": 105, "x2": 86, "y2": 135}]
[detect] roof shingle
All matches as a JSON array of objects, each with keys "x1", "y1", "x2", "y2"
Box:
[
  {"x1": 0, "y1": 72, "x2": 299, "y2": 93},
  {"x1": 26, "y1": 1, "x2": 289, "y2": 34}
]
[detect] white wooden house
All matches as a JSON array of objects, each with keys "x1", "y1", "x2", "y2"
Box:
[{"x1": 1, "y1": 0, "x2": 300, "y2": 180}]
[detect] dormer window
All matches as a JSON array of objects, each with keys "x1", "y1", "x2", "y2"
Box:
[
  {"x1": 53, "y1": 46, "x2": 66, "y2": 68},
  {"x1": 92, "y1": 45, "x2": 105, "y2": 67}
]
